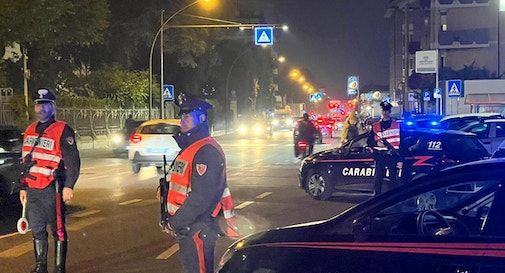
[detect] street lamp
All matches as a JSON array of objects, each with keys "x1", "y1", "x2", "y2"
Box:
[
  {"x1": 148, "y1": 0, "x2": 214, "y2": 119},
  {"x1": 277, "y1": 55, "x2": 286, "y2": 63}
]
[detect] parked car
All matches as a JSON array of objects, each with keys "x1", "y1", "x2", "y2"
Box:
[
  {"x1": 299, "y1": 129, "x2": 490, "y2": 200},
  {"x1": 128, "y1": 119, "x2": 181, "y2": 174},
  {"x1": 492, "y1": 139, "x2": 505, "y2": 158},
  {"x1": 0, "y1": 126, "x2": 22, "y2": 206},
  {"x1": 219, "y1": 159, "x2": 505, "y2": 273},
  {"x1": 439, "y1": 113, "x2": 503, "y2": 130},
  {"x1": 460, "y1": 119, "x2": 505, "y2": 154}
]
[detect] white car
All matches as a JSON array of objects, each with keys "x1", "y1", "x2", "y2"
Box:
[
  {"x1": 128, "y1": 119, "x2": 181, "y2": 174},
  {"x1": 461, "y1": 119, "x2": 505, "y2": 154},
  {"x1": 439, "y1": 112, "x2": 503, "y2": 130}
]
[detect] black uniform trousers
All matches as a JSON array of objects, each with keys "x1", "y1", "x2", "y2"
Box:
[
  {"x1": 27, "y1": 183, "x2": 67, "y2": 242},
  {"x1": 373, "y1": 152, "x2": 399, "y2": 196},
  {"x1": 177, "y1": 220, "x2": 219, "y2": 273}
]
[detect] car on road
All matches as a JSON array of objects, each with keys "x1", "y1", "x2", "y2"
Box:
[
  {"x1": 128, "y1": 119, "x2": 181, "y2": 174},
  {"x1": 219, "y1": 159, "x2": 505, "y2": 273},
  {"x1": 460, "y1": 119, "x2": 505, "y2": 154},
  {"x1": 299, "y1": 129, "x2": 490, "y2": 200},
  {"x1": 235, "y1": 116, "x2": 272, "y2": 138},
  {"x1": 0, "y1": 126, "x2": 22, "y2": 206},
  {"x1": 270, "y1": 113, "x2": 294, "y2": 131},
  {"x1": 110, "y1": 120, "x2": 145, "y2": 157},
  {"x1": 439, "y1": 113, "x2": 503, "y2": 130}
]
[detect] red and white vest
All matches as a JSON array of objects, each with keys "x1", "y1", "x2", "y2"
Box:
[
  {"x1": 21, "y1": 121, "x2": 66, "y2": 189},
  {"x1": 372, "y1": 120, "x2": 400, "y2": 149},
  {"x1": 167, "y1": 136, "x2": 239, "y2": 237}
]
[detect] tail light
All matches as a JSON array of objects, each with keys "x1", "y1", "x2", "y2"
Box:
[
  {"x1": 326, "y1": 125, "x2": 332, "y2": 128},
  {"x1": 297, "y1": 141, "x2": 308, "y2": 148},
  {"x1": 129, "y1": 133, "x2": 142, "y2": 144}
]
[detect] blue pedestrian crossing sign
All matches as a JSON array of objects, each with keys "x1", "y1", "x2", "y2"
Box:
[
  {"x1": 163, "y1": 84, "x2": 174, "y2": 101},
  {"x1": 254, "y1": 27, "x2": 273, "y2": 46},
  {"x1": 446, "y1": 79, "x2": 463, "y2": 97}
]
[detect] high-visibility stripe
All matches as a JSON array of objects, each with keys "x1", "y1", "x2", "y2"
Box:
[
  {"x1": 223, "y1": 210, "x2": 234, "y2": 219},
  {"x1": 255, "y1": 242, "x2": 505, "y2": 258},
  {"x1": 170, "y1": 183, "x2": 190, "y2": 194},
  {"x1": 29, "y1": 166, "x2": 53, "y2": 176},
  {"x1": 223, "y1": 187, "x2": 231, "y2": 197},
  {"x1": 31, "y1": 152, "x2": 61, "y2": 163},
  {"x1": 168, "y1": 203, "x2": 180, "y2": 214}
]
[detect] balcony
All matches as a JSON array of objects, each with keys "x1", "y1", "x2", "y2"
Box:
[
  {"x1": 437, "y1": 0, "x2": 490, "y2": 8},
  {"x1": 438, "y1": 28, "x2": 490, "y2": 49}
]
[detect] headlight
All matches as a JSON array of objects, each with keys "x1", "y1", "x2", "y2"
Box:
[
  {"x1": 238, "y1": 126, "x2": 247, "y2": 135},
  {"x1": 0, "y1": 147, "x2": 6, "y2": 153},
  {"x1": 285, "y1": 118, "x2": 293, "y2": 125},
  {"x1": 254, "y1": 125, "x2": 263, "y2": 134},
  {"x1": 272, "y1": 119, "x2": 279, "y2": 126},
  {"x1": 111, "y1": 134, "x2": 123, "y2": 144}
]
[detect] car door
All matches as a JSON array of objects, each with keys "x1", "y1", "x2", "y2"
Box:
[
  {"x1": 342, "y1": 134, "x2": 375, "y2": 185},
  {"x1": 489, "y1": 122, "x2": 505, "y2": 154},
  {"x1": 342, "y1": 174, "x2": 505, "y2": 273}
]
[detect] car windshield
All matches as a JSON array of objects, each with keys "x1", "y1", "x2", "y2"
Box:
[
  {"x1": 140, "y1": 124, "x2": 180, "y2": 135},
  {"x1": 0, "y1": 129, "x2": 20, "y2": 140}
]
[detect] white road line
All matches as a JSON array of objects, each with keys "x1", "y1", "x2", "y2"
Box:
[
  {"x1": 0, "y1": 241, "x2": 33, "y2": 258},
  {"x1": 87, "y1": 175, "x2": 111, "y2": 180},
  {"x1": 0, "y1": 232, "x2": 18, "y2": 240},
  {"x1": 255, "y1": 192, "x2": 273, "y2": 199},
  {"x1": 235, "y1": 201, "x2": 254, "y2": 209},
  {"x1": 70, "y1": 209, "x2": 101, "y2": 218},
  {"x1": 67, "y1": 217, "x2": 105, "y2": 231},
  {"x1": 156, "y1": 243, "x2": 180, "y2": 260},
  {"x1": 118, "y1": 199, "x2": 143, "y2": 205}
]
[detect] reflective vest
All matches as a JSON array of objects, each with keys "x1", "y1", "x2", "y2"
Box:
[
  {"x1": 372, "y1": 120, "x2": 400, "y2": 149},
  {"x1": 167, "y1": 136, "x2": 239, "y2": 237},
  {"x1": 21, "y1": 121, "x2": 66, "y2": 189}
]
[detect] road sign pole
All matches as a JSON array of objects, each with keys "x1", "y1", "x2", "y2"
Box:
[{"x1": 160, "y1": 10, "x2": 165, "y2": 119}]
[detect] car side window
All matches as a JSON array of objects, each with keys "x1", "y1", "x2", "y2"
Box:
[
  {"x1": 466, "y1": 123, "x2": 489, "y2": 139},
  {"x1": 350, "y1": 136, "x2": 367, "y2": 149},
  {"x1": 495, "y1": 124, "x2": 505, "y2": 137},
  {"x1": 363, "y1": 180, "x2": 502, "y2": 237}
]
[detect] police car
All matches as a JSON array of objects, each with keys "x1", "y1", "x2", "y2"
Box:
[
  {"x1": 0, "y1": 126, "x2": 22, "y2": 206},
  {"x1": 219, "y1": 159, "x2": 505, "y2": 273},
  {"x1": 299, "y1": 129, "x2": 490, "y2": 200}
]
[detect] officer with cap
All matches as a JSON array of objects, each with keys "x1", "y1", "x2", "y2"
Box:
[
  {"x1": 19, "y1": 88, "x2": 80, "y2": 273},
  {"x1": 157, "y1": 94, "x2": 238, "y2": 273},
  {"x1": 367, "y1": 101, "x2": 402, "y2": 196}
]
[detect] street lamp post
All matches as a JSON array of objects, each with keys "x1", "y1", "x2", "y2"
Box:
[{"x1": 148, "y1": 0, "x2": 208, "y2": 119}]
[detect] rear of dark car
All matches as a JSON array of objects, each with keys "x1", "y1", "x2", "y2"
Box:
[{"x1": 0, "y1": 126, "x2": 22, "y2": 205}]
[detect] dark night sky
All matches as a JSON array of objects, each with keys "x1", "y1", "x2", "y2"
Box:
[{"x1": 264, "y1": 0, "x2": 391, "y2": 98}]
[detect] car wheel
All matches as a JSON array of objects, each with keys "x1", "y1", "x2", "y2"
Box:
[
  {"x1": 132, "y1": 164, "x2": 141, "y2": 174},
  {"x1": 305, "y1": 171, "x2": 333, "y2": 201}
]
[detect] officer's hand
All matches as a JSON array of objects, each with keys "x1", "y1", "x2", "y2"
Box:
[
  {"x1": 397, "y1": 162, "x2": 403, "y2": 169},
  {"x1": 19, "y1": 190, "x2": 27, "y2": 205},
  {"x1": 62, "y1": 187, "x2": 74, "y2": 202},
  {"x1": 163, "y1": 223, "x2": 175, "y2": 237}
]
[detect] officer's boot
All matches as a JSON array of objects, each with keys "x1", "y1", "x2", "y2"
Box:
[
  {"x1": 30, "y1": 239, "x2": 48, "y2": 273},
  {"x1": 53, "y1": 240, "x2": 67, "y2": 273}
]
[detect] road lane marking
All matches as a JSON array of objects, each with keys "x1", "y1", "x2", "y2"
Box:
[
  {"x1": 67, "y1": 217, "x2": 105, "y2": 231},
  {"x1": 156, "y1": 243, "x2": 180, "y2": 260},
  {"x1": 70, "y1": 209, "x2": 101, "y2": 218},
  {"x1": 0, "y1": 232, "x2": 18, "y2": 240},
  {"x1": 235, "y1": 201, "x2": 254, "y2": 209},
  {"x1": 119, "y1": 199, "x2": 143, "y2": 205},
  {"x1": 0, "y1": 241, "x2": 33, "y2": 258},
  {"x1": 255, "y1": 192, "x2": 272, "y2": 199},
  {"x1": 133, "y1": 199, "x2": 158, "y2": 206}
]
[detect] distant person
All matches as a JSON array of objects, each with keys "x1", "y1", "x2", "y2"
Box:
[
  {"x1": 125, "y1": 114, "x2": 136, "y2": 137},
  {"x1": 294, "y1": 113, "x2": 318, "y2": 156},
  {"x1": 341, "y1": 111, "x2": 361, "y2": 143}
]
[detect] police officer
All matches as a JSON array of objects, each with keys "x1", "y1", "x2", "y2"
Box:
[
  {"x1": 19, "y1": 88, "x2": 80, "y2": 273},
  {"x1": 367, "y1": 101, "x2": 401, "y2": 196},
  {"x1": 159, "y1": 95, "x2": 238, "y2": 273}
]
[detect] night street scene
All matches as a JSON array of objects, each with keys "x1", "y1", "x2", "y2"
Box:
[{"x1": 1, "y1": 0, "x2": 505, "y2": 272}]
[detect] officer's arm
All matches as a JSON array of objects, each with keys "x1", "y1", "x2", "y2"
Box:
[
  {"x1": 169, "y1": 145, "x2": 225, "y2": 232},
  {"x1": 59, "y1": 125, "x2": 81, "y2": 189},
  {"x1": 367, "y1": 130, "x2": 376, "y2": 147}
]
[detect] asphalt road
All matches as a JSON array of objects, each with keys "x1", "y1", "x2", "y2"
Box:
[{"x1": 0, "y1": 131, "x2": 369, "y2": 273}]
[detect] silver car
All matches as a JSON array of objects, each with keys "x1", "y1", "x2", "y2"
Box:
[{"x1": 461, "y1": 119, "x2": 505, "y2": 154}]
